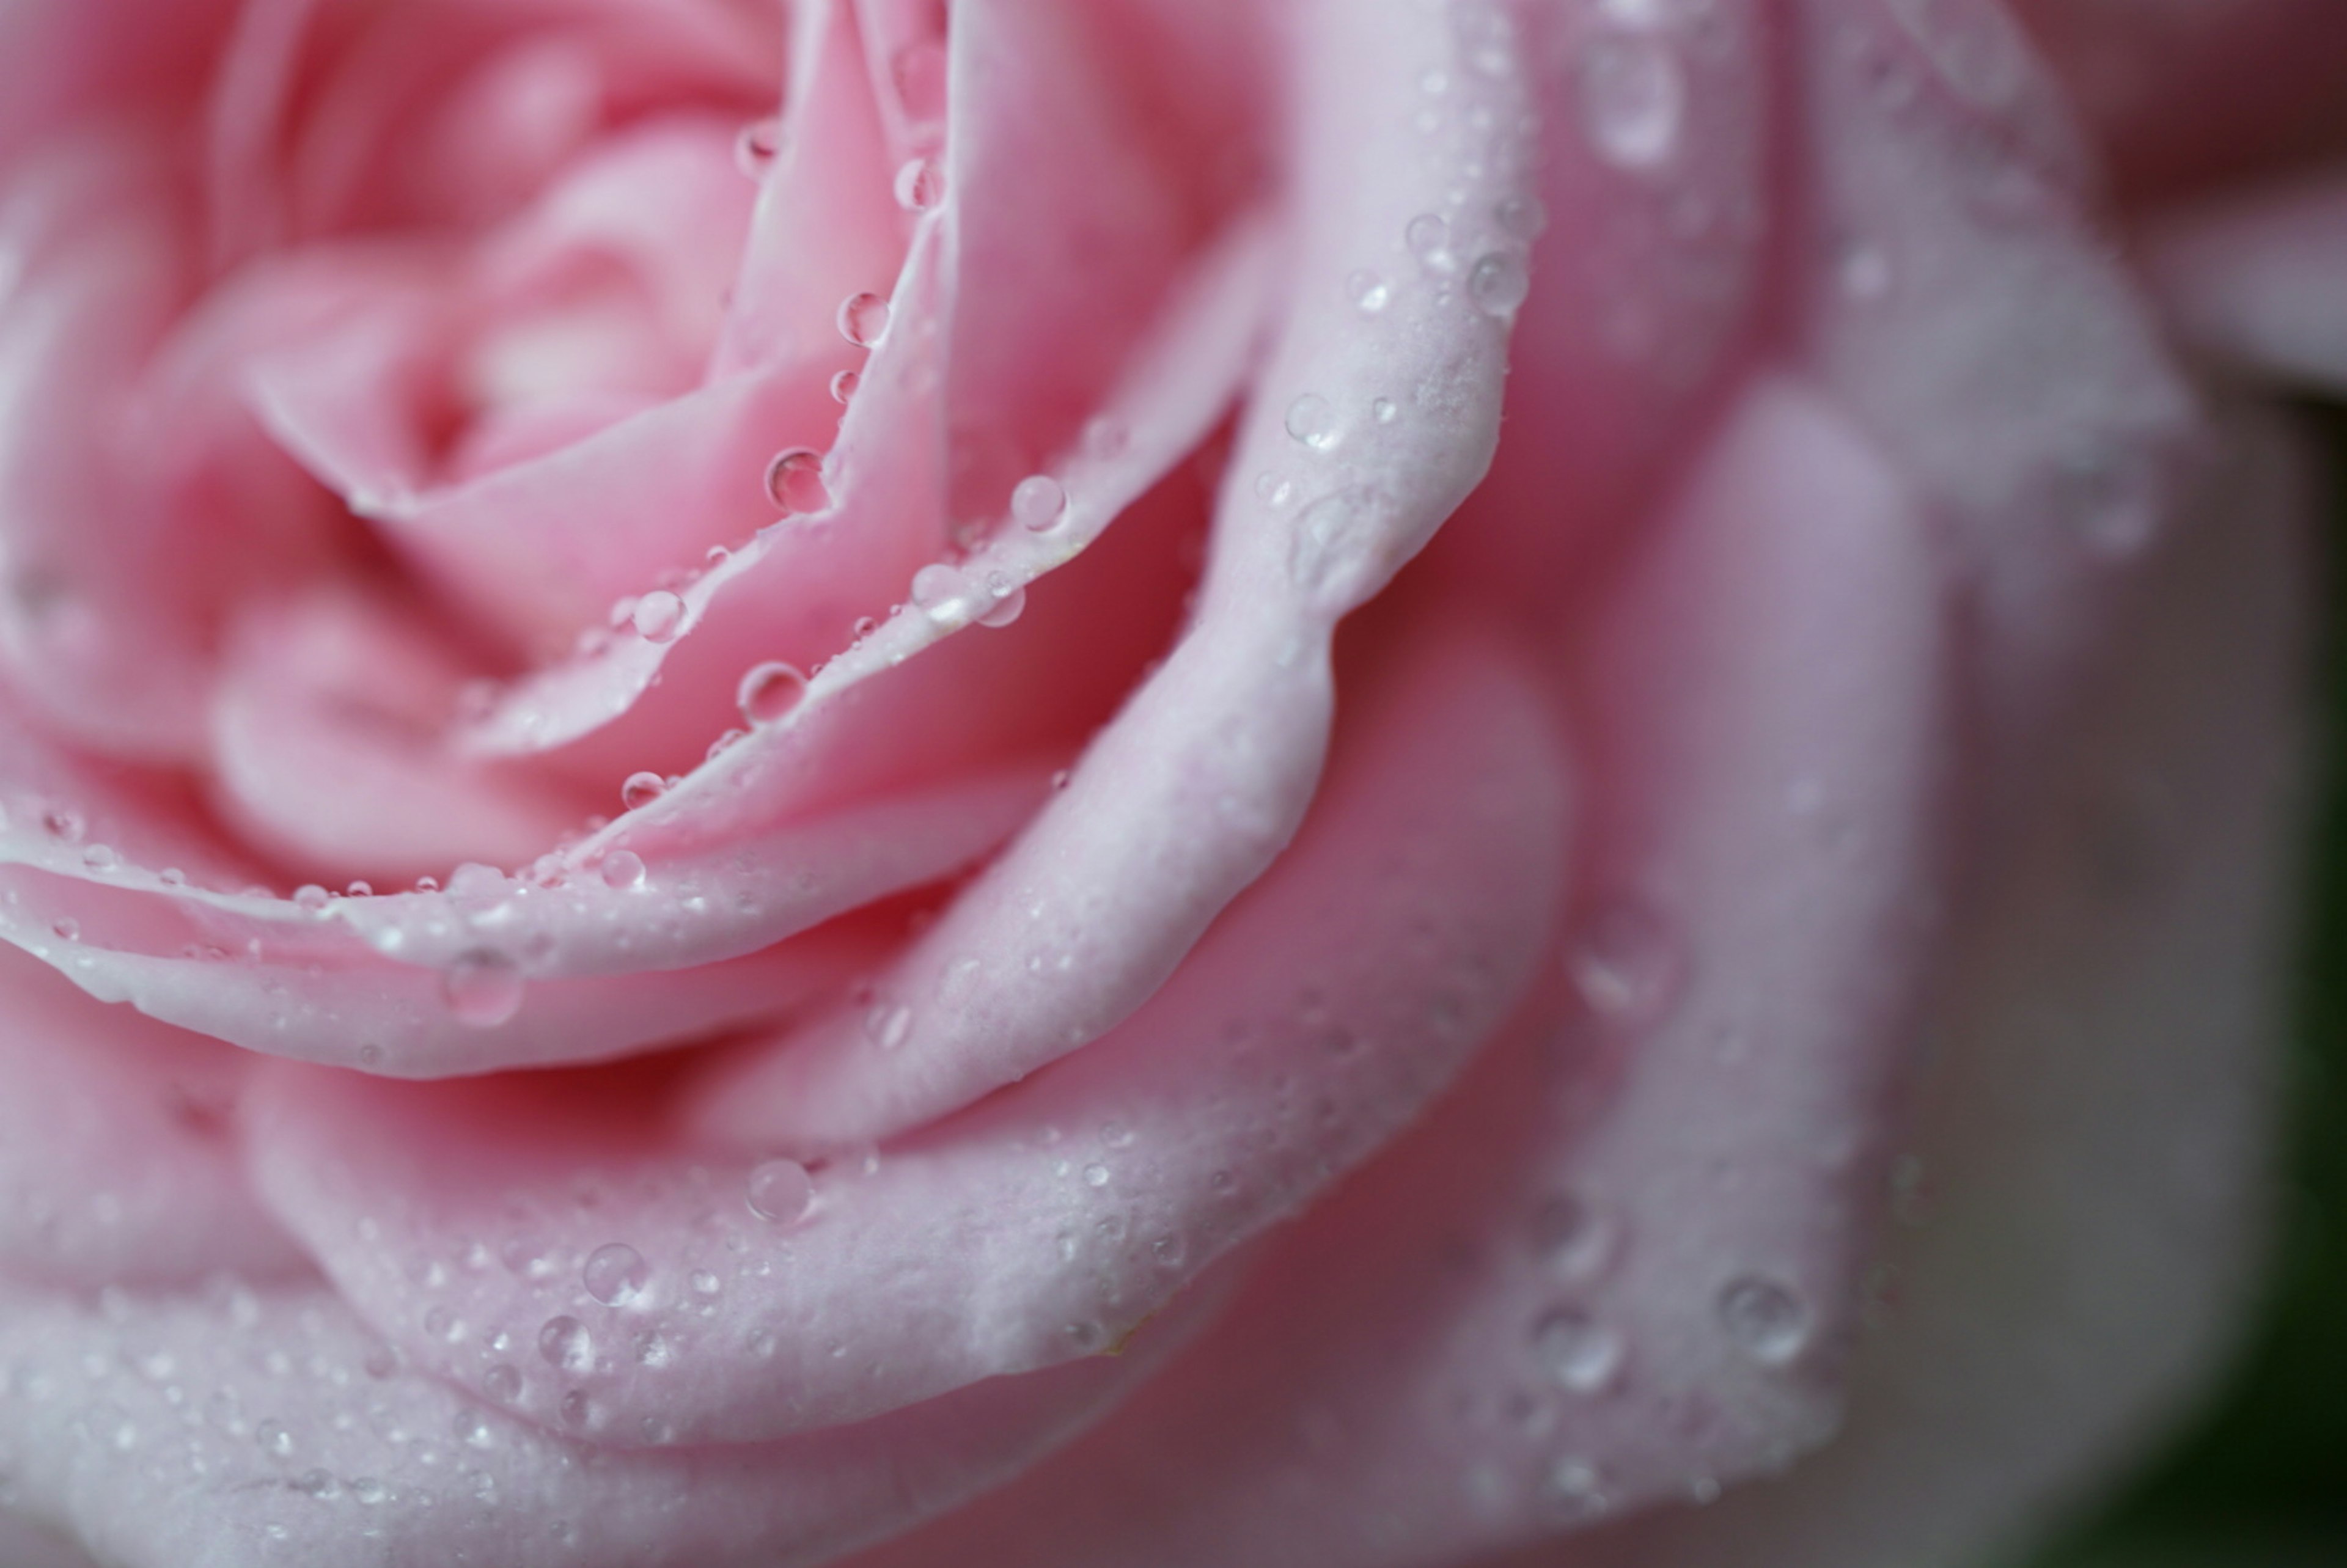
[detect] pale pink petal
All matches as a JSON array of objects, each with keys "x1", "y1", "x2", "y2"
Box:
[
  {"x1": 695, "y1": 0, "x2": 1536, "y2": 1149},
  {"x1": 0, "y1": 1275, "x2": 1221, "y2": 1568},
  {"x1": 0, "y1": 944, "x2": 305, "y2": 1289},
  {"x1": 251, "y1": 619, "x2": 1565, "y2": 1443},
  {"x1": 848, "y1": 375, "x2": 1948, "y2": 1567},
  {"x1": 2143, "y1": 162, "x2": 2347, "y2": 390},
  {"x1": 1795, "y1": 0, "x2": 2198, "y2": 791}
]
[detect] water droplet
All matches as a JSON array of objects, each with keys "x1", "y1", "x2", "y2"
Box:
[
  {"x1": 481, "y1": 1363, "x2": 521, "y2": 1404},
  {"x1": 1288, "y1": 485, "x2": 1383, "y2": 604},
  {"x1": 538, "y1": 1316, "x2": 593, "y2": 1373},
  {"x1": 1497, "y1": 194, "x2": 1549, "y2": 240},
  {"x1": 746, "y1": 1159, "x2": 815, "y2": 1226},
  {"x1": 763, "y1": 448, "x2": 829, "y2": 513},
  {"x1": 1533, "y1": 1306, "x2": 1625, "y2": 1391},
  {"x1": 621, "y1": 771, "x2": 669, "y2": 812},
  {"x1": 582, "y1": 1242, "x2": 647, "y2": 1306},
  {"x1": 81, "y1": 843, "x2": 119, "y2": 872},
  {"x1": 293, "y1": 1467, "x2": 338, "y2": 1498},
  {"x1": 1544, "y1": 1457, "x2": 1608, "y2": 1517},
  {"x1": 49, "y1": 917, "x2": 78, "y2": 942},
  {"x1": 910, "y1": 563, "x2": 975, "y2": 625},
  {"x1": 1568, "y1": 903, "x2": 1681, "y2": 1027},
  {"x1": 444, "y1": 950, "x2": 524, "y2": 1028},
  {"x1": 737, "y1": 661, "x2": 809, "y2": 725},
  {"x1": 733, "y1": 117, "x2": 783, "y2": 179},
  {"x1": 1285, "y1": 393, "x2": 1340, "y2": 452},
  {"x1": 1372, "y1": 398, "x2": 1398, "y2": 423},
  {"x1": 455, "y1": 1408, "x2": 497, "y2": 1449},
  {"x1": 864, "y1": 1002, "x2": 913, "y2": 1049},
  {"x1": 631, "y1": 590, "x2": 686, "y2": 643},
  {"x1": 1406, "y1": 213, "x2": 1455, "y2": 272},
  {"x1": 837, "y1": 292, "x2": 891, "y2": 348},
  {"x1": 976, "y1": 581, "x2": 1026, "y2": 629},
  {"x1": 257, "y1": 1419, "x2": 293, "y2": 1459},
  {"x1": 1579, "y1": 33, "x2": 1685, "y2": 169},
  {"x1": 600, "y1": 849, "x2": 646, "y2": 890},
  {"x1": 1347, "y1": 269, "x2": 1391, "y2": 313},
  {"x1": 893, "y1": 156, "x2": 945, "y2": 210},
  {"x1": 559, "y1": 1390, "x2": 594, "y2": 1428},
  {"x1": 1011, "y1": 474, "x2": 1067, "y2": 531},
  {"x1": 828, "y1": 369, "x2": 862, "y2": 406},
  {"x1": 1082, "y1": 1163, "x2": 1110, "y2": 1188},
  {"x1": 633, "y1": 1330, "x2": 674, "y2": 1369},
  {"x1": 690, "y1": 1269, "x2": 723, "y2": 1297},
  {"x1": 42, "y1": 807, "x2": 84, "y2": 844},
  {"x1": 1717, "y1": 1275, "x2": 1811, "y2": 1365},
  {"x1": 424, "y1": 1306, "x2": 461, "y2": 1342},
  {"x1": 1468, "y1": 251, "x2": 1530, "y2": 317}
]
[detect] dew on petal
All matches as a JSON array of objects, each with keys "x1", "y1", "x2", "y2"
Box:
[
  {"x1": 1011, "y1": 474, "x2": 1067, "y2": 531},
  {"x1": 829, "y1": 368, "x2": 861, "y2": 404},
  {"x1": 620, "y1": 772, "x2": 669, "y2": 812},
  {"x1": 763, "y1": 449, "x2": 830, "y2": 514},
  {"x1": 837, "y1": 291, "x2": 891, "y2": 348},
  {"x1": 738, "y1": 661, "x2": 809, "y2": 725},
  {"x1": 977, "y1": 582, "x2": 1026, "y2": 629},
  {"x1": 1533, "y1": 1305, "x2": 1626, "y2": 1392},
  {"x1": 1717, "y1": 1274, "x2": 1812, "y2": 1365},
  {"x1": 444, "y1": 951, "x2": 524, "y2": 1028},
  {"x1": 1469, "y1": 252, "x2": 1530, "y2": 317},
  {"x1": 599, "y1": 849, "x2": 646, "y2": 891},
  {"x1": 582, "y1": 1242, "x2": 648, "y2": 1307},
  {"x1": 1567, "y1": 903, "x2": 1682, "y2": 1027},
  {"x1": 1579, "y1": 32, "x2": 1685, "y2": 169},
  {"x1": 911, "y1": 563, "x2": 975, "y2": 625},
  {"x1": 631, "y1": 590, "x2": 686, "y2": 643},
  {"x1": 1285, "y1": 393, "x2": 1340, "y2": 452},
  {"x1": 538, "y1": 1316, "x2": 593, "y2": 1373},
  {"x1": 481, "y1": 1364, "x2": 522, "y2": 1404},
  {"x1": 1348, "y1": 268, "x2": 1391, "y2": 313},
  {"x1": 733, "y1": 117, "x2": 783, "y2": 179},
  {"x1": 746, "y1": 1159, "x2": 815, "y2": 1226},
  {"x1": 894, "y1": 156, "x2": 945, "y2": 210},
  {"x1": 1406, "y1": 213, "x2": 1455, "y2": 272}
]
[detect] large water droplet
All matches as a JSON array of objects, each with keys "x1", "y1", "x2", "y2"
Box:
[
  {"x1": 444, "y1": 950, "x2": 524, "y2": 1028},
  {"x1": 763, "y1": 449, "x2": 829, "y2": 514},
  {"x1": 837, "y1": 292, "x2": 891, "y2": 348},
  {"x1": 600, "y1": 849, "x2": 646, "y2": 891},
  {"x1": 631, "y1": 590, "x2": 686, "y2": 643},
  {"x1": 1579, "y1": 33, "x2": 1686, "y2": 169},
  {"x1": 976, "y1": 578, "x2": 1026, "y2": 629},
  {"x1": 746, "y1": 1158, "x2": 815, "y2": 1226},
  {"x1": 1717, "y1": 1274, "x2": 1811, "y2": 1365},
  {"x1": 1285, "y1": 393, "x2": 1340, "y2": 452},
  {"x1": 1011, "y1": 474, "x2": 1067, "y2": 531},
  {"x1": 737, "y1": 662, "x2": 809, "y2": 725},
  {"x1": 1469, "y1": 252, "x2": 1530, "y2": 317},
  {"x1": 582, "y1": 1242, "x2": 648, "y2": 1306},
  {"x1": 538, "y1": 1315, "x2": 593, "y2": 1373},
  {"x1": 911, "y1": 563, "x2": 975, "y2": 625},
  {"x1": 1533, "y1": 1306, "x2": 1626, "y2": 1392}
]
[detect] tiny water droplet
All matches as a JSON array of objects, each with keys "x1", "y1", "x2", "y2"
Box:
[
  {"x1": 480, "y1": 1363, "x2": 521, "y2": 1405},
  {"x1": 42, "y1": 807, "x2": 84, "y2": 844},
  {"x1": 1372, "y1": 397, "x2": 1398, "y2": 424},
  {"x1": 600, "y1": 849, "x2": 646, "y2": 890},
  {"x1": 837, "y1": 292, "x2": 891, "y2": 348},
  {"x1": 1468, "y1": 251, "x2": 1530, "y2": 317},
  {"x1": 733, "y1": 117, "x2": 783, "y2": 179},
  {"x1": 444, "y1": 950, "x2": 524, "y2": 1028},
  {"x1": 82, "y1": 843, "x2": 119, "y2": 872},
  {"x1": 1717, "y1": 1275, "x2": 1811, "y2": 1365},
  {"x1": 1082, "y1": 1163, "x2": 1111, "y2": 1188},
  {"x1": 865, "y1": 1002, "x2": 913, "y2": 1049},
  {"x1": 1285, "y1": 393, "x2": 1340, "y2": 452},
  {"x1": 582, "y1": 1243, "x2": 648, "y2": 1306},
  {"x1": 538, "y1": 1316, "x2": 593, "y2": 1372},
  {"x1": 893, "y1": 156, "x2": 944, "y2": 210},
  {"x1": 1579, "y1": 33, "x2": 1686, "y2": 169},
  {"x1": 1406, "y1": 213, "x2": 1455, "y2": 272},
  {"x1": 621, "y1": 772, "x2": 669, "y2": 812},
  {"x1": 1012, "y1": 474, "x2": 1067, "y2": 531},
  {"x1": 746, "y1": 1159, "x2": 815, "y2": 1226},
  {"x1": 1533, "y1": 1306, "x2": 1626, "y2": 1391},
  {"x1": 763, "y1": 449, "x2": 829, "y2": 513},
  {"x1": 631, "y1": 590, "x2": 686, "y2": 643},
  {"x1": 1568, "y1": 903, "x2": 1681, "y2": 1027},
  {"x1": 737, "y1": 662, "x2": 809, "y2": 725},
  {"x1": 1348, "y1": 269, "x2": 1391, "y2": 313}
]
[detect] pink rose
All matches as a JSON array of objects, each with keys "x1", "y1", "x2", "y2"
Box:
[{"x1": 0, "y1": 2, "x2": 2337, "y2": 1565}]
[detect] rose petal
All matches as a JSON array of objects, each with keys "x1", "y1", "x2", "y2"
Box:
[
  {"x1": 2143, "y1": 161, "x2": 2347, "y2": 391},
  {"x1": 843, "y1": 372, "x2": 1950, "y2": 1568},
  {"x1": 696, "y1": 0, "x2": 1537, "y2": 1149},
  {"x1": 0, "y1": 944, "x2": 304, "y2": 1290},
  {"x1": 249, "y1": 616, "x2": 1567, "y2": 1444}
]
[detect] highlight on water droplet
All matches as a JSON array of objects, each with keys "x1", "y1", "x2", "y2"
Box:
[
  {"x1": 1285, "y1": 392, "x2": 1340, "y2": 452},
  {"x1": 1533, "y1": 1305, "x2": 1626, "y2": 1393},
  {"x1": 1716, "y1": 1273, "x2": 1812, "y2": 1365},
  {"x1": 837, "y1": 291, "x2": 891, "y2": 348},
  {"x1": 1348, "y1": 268, "x2": 1391, "y2": 313},
  {"x1": 538, "y1": 1314, "x2": 593, "y2": 1372},
  {"x1": 763, "y1": 449, "x2": 829, "y2": 514},
  {"x1": 581, "y1": 1242, "x2": 648, "y2": 1307},
  {"x1": 1406, "y1": 212, "x2": 1455, "y2": 272},
  {"x1": 1567, "y1": 901, "x2": 1683, "y2": 1028},
  {"x1": 746, "y1": 1158, "x2": 815, "y2": 1226},
  {"x1": 1010, "y1": 474, "x2": 1067, "y2": 532},
  {"x1": 620, "y1": 771, "x2": 669, "y2": 812},
  {"x1": 444, "y1": 950, "x2": 524, "y2": 1028},
  {"x1": 733, "y1": 117, "x2": 783, "y2": 179},
  {"x1": 599, "y1": 849, "x2": 646, "y2": 891},
  {"x1": 631, "y1": 590, "x2": 686, "y2": 643},
  {"x1": 736, "y1": 661, "x2": 809, "y2": 725},
  {"x1": 893, "y1": 156, "x2": 944, "y2": 211},
  {"x1": 1468, "y1": 251, "x2": 1531, "y2": 317}
]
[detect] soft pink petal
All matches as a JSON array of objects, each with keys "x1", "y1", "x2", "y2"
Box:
[
  {"x1": 0, "y1": 1275, "x2": 1221, "y2": 1568},
  {"x1": 696, "y1": 0, "x2": 1535, "y2": 1148},
  {"x1": 0, "y1": 944, "x2": 305, "y2": 1289},
  {"x1": 253, "y1": 618, "x2": 1565, "y2": 1444},
  {"x1": 2143, "y1": 161, "x2": 2347, "y2": 390},
  {"x1": 849, "y1": 375, "x2": 1948, "y2": 1567}
]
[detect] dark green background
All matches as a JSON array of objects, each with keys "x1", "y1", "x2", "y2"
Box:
[{"x1": 2019, "y1": 406, "x2": 2347, "y2": 1568}]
